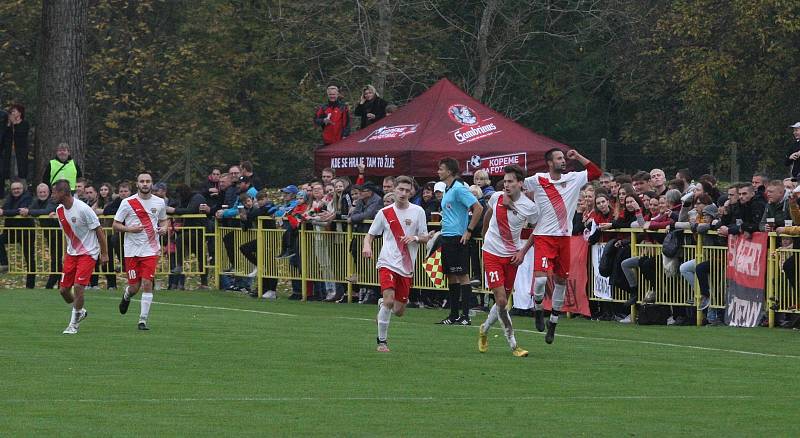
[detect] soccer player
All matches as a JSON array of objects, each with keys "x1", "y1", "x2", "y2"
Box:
[
  {"x1": 114, "y1": 173, "x2": 168, "y2": 330},
  {"x1": 524, "y1": 149, "x2": 602, "y2": 343},
  {"x1": 362, "y1": 176, "x2": 429, "y2": 352},
  {"x1": 51, "y1": 179, "x2": 109, "y2": 334},
  {"x1": 435, "y1": 157, "x2": 483, "y2": 325},
  {"x1": 478, "y1": 165, "x2": 538, "y2": 357}
]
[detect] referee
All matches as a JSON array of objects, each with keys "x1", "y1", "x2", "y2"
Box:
[{"x1": 435, "y1": 158, "x2": 483, "y2": 325}]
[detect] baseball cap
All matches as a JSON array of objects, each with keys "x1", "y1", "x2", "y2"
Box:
[
  {"x1": 790, "y1": 122, "x2": 800, "y2": 129},
  {"x1": 281, "y1": 184, "x2": 299, "y2": 194},
  {"x1": 238, "y1": 175, "x2": 251, "y2": 184},
  {"x1": 153, "y1": 182, "x2": 167, "y2": 191},
  {"x1": 433, "y1": 181, "x2": 446, "y2": 193}
]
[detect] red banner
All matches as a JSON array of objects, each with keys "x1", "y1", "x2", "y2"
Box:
[
  {"x1": 725, "y1": 232, "x2": 767, "y2": 327},
  {"x1": 543, "y1": 236, "x2": 591, "y2": 317}
]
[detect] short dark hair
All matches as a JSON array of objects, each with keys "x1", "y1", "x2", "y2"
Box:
[
  {"x1": 240, "y1": 160, "x2": 254, "y2": 173},
  {"x1": 118, "y1": 181, "x2": 131, "y2": 190},
  {"x1": 383, "y1": 176, "x2": 396, "y2": 184},
  {"x1": 544, "y1": 148, "x2": 563, "y2": 162},
  {"x1": 676, "y1": 168, "x2": 692, "y2": 182},
  {"x1": 667, "y1": 178, "x2": 686, "y2": 193},
  {"x1": 503, "y1": 165, "x2": 525, "y2": 182},
  {"x1": 438, "y1": 157, "x2": 460, "y2": 177},
  {"x1": 615, "y1": 174, "x2": 632, "y2": 185},
  {"x1": 322, "y1": 167, "x2": 335, "y2": 176},
  {"x1": 632, "y1": 171, "x2": 651, "y2": 182},
  {"x1": 53, "y1": 180, "x2": 71, "y2": 194}
]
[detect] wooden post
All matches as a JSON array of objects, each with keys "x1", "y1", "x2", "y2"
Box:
[{"x1": 600, "y1": 138, "x2": 607, "y2": 170}]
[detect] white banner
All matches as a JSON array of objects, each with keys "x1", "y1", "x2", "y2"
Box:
[
  {"x1": 592, "y1": 243, "x2": 612, "y2": 300},
  {"x1": 512, "y1": 246, "x2": 535, "y2": 309}
]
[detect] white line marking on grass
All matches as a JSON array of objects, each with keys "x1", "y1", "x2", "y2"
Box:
[
  {"x1": 92, "y1": 294, "x2": 797, "y2": 359},
  {"x1": 1, "y1": 394, "x2": 774, "y2": 404}
]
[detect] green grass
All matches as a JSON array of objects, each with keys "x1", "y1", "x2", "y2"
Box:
[{"x1": 2, "y1": 288, "x2": 798, "y2": 437}]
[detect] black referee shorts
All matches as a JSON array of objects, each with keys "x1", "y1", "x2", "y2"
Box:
[{"x1": 441, "y1": 235, "x2": 469, "y2": 276}]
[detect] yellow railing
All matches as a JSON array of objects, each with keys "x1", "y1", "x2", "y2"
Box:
[{"x1": 1, "y1": 216, "x2": 797, "y2": 328}]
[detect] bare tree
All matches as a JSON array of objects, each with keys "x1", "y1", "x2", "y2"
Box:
[
  {"x1": 36, "y1": 0, "x2": 88, "y2": 174},
  {"x1": 373, "y1": 0, "x2": 392, "y2": 95}
]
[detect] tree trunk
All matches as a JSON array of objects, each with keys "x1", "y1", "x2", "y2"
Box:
[
  {"x1": 473, "y1": 0, "x2": 500, "y2": 101},
  {"x1": 36, "y1": 0, "x2": 88, "y2": 177},
  {"x1": 373, "y1": 0, "x2": 392, "y2": 96}
]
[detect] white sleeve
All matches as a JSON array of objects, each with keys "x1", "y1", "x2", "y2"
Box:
[
  {"x1": 367, "y1": 210, "x2": 386, "y2": 236},
  {"x1": 523, "y1": 176, "x2": 538, "y2": 192},
  {"x1": 417, "y1": 209, "x2": 428, "y2": 236},
  {"x1": 158, "y1": 200, "x2": 168, "y2": 220},
  {"x1": 488, "y1": 192, "x2": 500, "y2": 210},
  {"x1": 578, "y1": 170, "x2": 588, "y2": 187},
  {"x1": 114, "y1": 200, "x2": 129, "y2": 223},
  {"x1": 85, "y1": 205, "x2": 101, "y2": 230}
]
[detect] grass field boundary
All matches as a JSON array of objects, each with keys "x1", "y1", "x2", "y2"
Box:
[{"x1": 94, "y1": 295, "x2": 800, "y2": 360}]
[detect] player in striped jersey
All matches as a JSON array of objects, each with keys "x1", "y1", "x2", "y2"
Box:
[
  {"x1": 477, "y1": 165, "x2": 538, "y2": 357},
  {"x1": 51, "y1": 180, "x2": 109, "y2": 334}
]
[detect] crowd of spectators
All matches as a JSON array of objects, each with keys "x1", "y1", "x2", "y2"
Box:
[{"x1": 1, "y1": 91, "x2": 799, "y2": 328}]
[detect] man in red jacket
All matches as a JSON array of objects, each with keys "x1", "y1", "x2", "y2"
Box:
[{"x1": 314, "y1": 85, "x2": 351, "y2": 145}]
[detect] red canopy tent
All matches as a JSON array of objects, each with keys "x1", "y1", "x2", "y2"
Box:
[{"x1": 314, "y1": 78, "x2": 571, "y2": 178}]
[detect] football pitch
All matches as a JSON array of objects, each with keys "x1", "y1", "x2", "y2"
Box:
[{"x1": 2, "y1": 289, "x2": 798, "y2": 437}]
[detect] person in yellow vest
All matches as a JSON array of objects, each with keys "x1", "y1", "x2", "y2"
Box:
[{"x1": 41, "y1": 142, "x2": 82, "y2": 191}]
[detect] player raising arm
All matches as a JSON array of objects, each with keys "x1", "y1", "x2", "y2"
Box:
[{"x1": 524, "y1": 149, "x2": 601, "y2": 344}]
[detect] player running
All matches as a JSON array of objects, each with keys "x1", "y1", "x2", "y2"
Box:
[
  {"x1": 114, "y1": 173, "x2": 168, "y2": 330},
  {"x1": 477, "y1": 165, "x2": 538, "y2": 357},
  {"x1": 524, "y1": 149, "x2": 601, "y2": 344},
  {"x1": 51, "y1": 180, "x2": 109, "y2": 334},
  {"x1": 362, "y1": 176, "x2": 430, "y2": 352}
]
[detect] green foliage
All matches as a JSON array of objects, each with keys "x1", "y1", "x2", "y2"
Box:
[{"x1": 1, "y1": 0, "x2": 800, "y2": 184}]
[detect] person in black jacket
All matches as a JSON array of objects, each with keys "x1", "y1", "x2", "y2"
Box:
[
  {"x1": 353, "y1": 85, "x2": 388, "y2": 129},
  {"x1": 719, "y1": 184, "x2": 764, "y2": 237},
  {"x1": 21, "y1": 183, "x2": 60, "y2": 288},
  {"x1": 0, "y1": 179, "x2": 35, "y2": 287},
  {"x1": 0, "y1": 105, "x2": 30, "y2": 198},
  {"x1": 168, "y1": 184, "x2": 211, "y2": 289}
]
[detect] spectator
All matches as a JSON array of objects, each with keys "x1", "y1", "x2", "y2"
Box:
[
  {"x1": 614, "y1": 183, "x2": 635, "y2": 219},
  {"x1": 720, "y1": 184, "x2": 764, "y2": 237},
  {"x1": 752, "y1": 172, "x2": 769, "y2": 200},
  {"x1": 433, "y1": 181, "x2": 446, "y2": 203},
  {"x1": 678, "y1": 196, "x2": 720, "y2": 315},
  {"x1": 598, "y1": 172, "x2": 614, "y2": 193},
  {"x1": 306, "y1": 181, "x2": 336, "y2": 301},
  {"x1": 473, "y1": 169, "x2": 495, "y2": 200},
  {"x1": 649, "y1": 168, "x2": 667, "y2": 196},
  {"x1": 321, "y1": 167, "x2": 336, "y2": 185},
  {"x1": 0, "y1": 104, "x2": 30, "y2": 197},
  {"x1": 783, "y1": 177, "x2": 796, "y2": 193},
  {"x1": 667, "y1": 178, "x2": 687, "y2": 195},
  {"x1": 786, "y1": 122, "x2": 800, "y2": 179},
  {"x1": 0, "y1": 178, "x2": 35, "y2": 287},
  {"x1": 383, "y1": 192, "x2": 396, "y2": 206},
  {"x1": 314, "y1": 85, "x2": 351, "y2": 145},
  {"x1": 236, "y1": 191, "x2": 278, "y2": 297},
  {"x1": 228, "y1": 165, "x2": 242, "y2": 182},
  {"x1": 169, "y1": 184, "x2": 210, "y2": 290},
  {"x1": 631, "y1": 171, "x2": 652, "y2": 195},
  {"x1": 698, "y1": 174, "x2": 722, "y2": 203},
  {"x1": 347, "y1": 182, "x2": 383, "y2": 303},
  {"x1": 760, "y1": 180, "x2": 790, "y2": 232},
  {"x1": 420, "y1": 182, "x2": 439, "y2": 219},
  {"x1": 84, "y1": 184, "x2": 99, "y2": 210},
  {"x1": 204, "y1": 167, "x2": 222, "y2": 202},
  {"x1": 648, "y1": 189, "x2": 682, "y2": 230},
  {"x1": 217, "y1": 176, "x2": 256, "y2": 219},
  {"x1": 21, "y1": 183, "x2": 59, "y2": 288},
  {"x1": 382, "y1": 176, "x2": 396, "y2": 194},
  {"x1": 75, "y1": 178, "x2": 88, "y2": 203},
  {"x1": 385, "y1": 104, "x2": 398, "y2": 115},
  {"x1": 272, "y1": 185, "x2": 300, "y2": 259},
  {"x1": 41, "y1": 142, "x2": 83, "y2": 192},
  {"x1": 354, "y1": 85, "x2": 388, "y2": 129},
  {"x1": 95, "y1": 182, "x2": 114, "y2": 215},
  {"x1": 240, "y1": 161, "x2": 262, "y2": 190},
  {"x1": 676, "y1": 168, "x2": 692, "y2": 187}
]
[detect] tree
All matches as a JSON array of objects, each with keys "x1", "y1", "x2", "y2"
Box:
[{"x1": 36, "y1": 0, "x2": 88, "y2": 175}]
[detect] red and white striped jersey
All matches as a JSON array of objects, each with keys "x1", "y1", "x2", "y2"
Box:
[
  {"x1": 114, "y1": 194, "x2": 167, "y2": 257},
  {"x1": 56, "y1": 199, "x2": 102, "y2": 258},
  {"x1": 524, "y1": 170, "x2": 588, "y2": 236},
  {"x1": 481, "y1": 192, "x2": 538, "y2": 257}
]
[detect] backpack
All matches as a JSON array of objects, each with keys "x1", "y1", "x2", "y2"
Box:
[
  {"x1": 598, "y1": 238, "x2": 619, "y2": 277},
  {"x1": 662, "y1": 229, "x2": 684, "y2": 258}
]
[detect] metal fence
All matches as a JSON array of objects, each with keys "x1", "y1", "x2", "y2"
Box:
[{"x1": 1, "y1": 217, "x2": 797, "y2": 328}]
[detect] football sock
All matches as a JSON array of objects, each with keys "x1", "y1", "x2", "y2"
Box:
[
  {"x1": 123, "y1": 286, "x2": 131, "y2": 301},
  {"x1": 533, "y1": 277, "x2": 547, "y2": 310},
  {"x1": 139, "y1": 293, "x2": 153, "y2": 321},
  {"x1": 460, "y1": 284, "x2": 472, "y2": 317},
  {"x1": 552, "y1": 282, "x2": 566, "y2": 311},
  {"x1": 447, "y1": 284, "x2": 460, "y2": 319},
  {"x1": 496, "y1": 306, "x2": 516, "y2": 349},
  {"x1": 377, "y1": 305, "x2": 392, "y2": 342},
  {"x1": 70, "y1": 306, "x2": 78, "y2": 325},
  {"x1": 482, "y1": 304, "x2": 500, "y2": 332}
]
